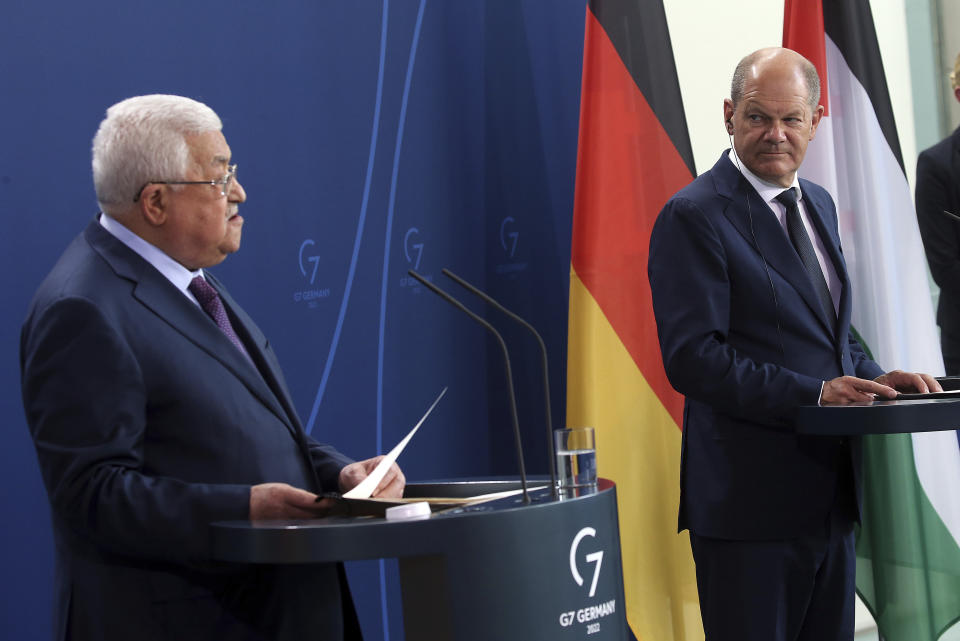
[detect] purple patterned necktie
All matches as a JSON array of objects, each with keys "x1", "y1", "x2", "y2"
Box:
[{"x1": 188, "y1": 275, "x2": 253, "y2": 362}]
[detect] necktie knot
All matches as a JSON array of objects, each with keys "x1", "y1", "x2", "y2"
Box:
[
  {"x1": 189, "y1": 275, "x2": 220, "y2": 309},
  {"x1": 775, "y1": 188, "x2": 798, "y2": 209},
  {"x1": 188, "y1": 276, "x2": 253, "y2": 363}
]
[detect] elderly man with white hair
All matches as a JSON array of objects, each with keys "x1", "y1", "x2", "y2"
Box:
[{"x1": 20, "y1": 95, "x2": 402, "y2": 641}]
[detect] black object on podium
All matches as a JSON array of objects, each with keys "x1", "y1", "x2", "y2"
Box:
[
  {"x1": 796, "y1": 377, "x2": 960, "y2": 435},
  {"x1": 211, "y1": 479, "x2": 629, "y2": 641}
]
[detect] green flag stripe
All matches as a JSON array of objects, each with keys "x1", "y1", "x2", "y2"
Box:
[{"x1": 857, "y1": 432, "x2": 960, "y2": 640}]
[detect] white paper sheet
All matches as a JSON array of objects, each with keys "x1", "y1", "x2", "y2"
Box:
[{"x1": 342, "y1": 387, "x2": 447, "y2": 499}]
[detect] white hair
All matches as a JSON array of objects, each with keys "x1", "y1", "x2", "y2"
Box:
[{"x1": 92, "y1": 94, "x2": 222, "y2": 214}]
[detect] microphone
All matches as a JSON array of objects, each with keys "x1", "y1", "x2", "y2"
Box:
[
  {"x1": 407, "y1": 269, "x2": 531, "y2": 504},
  {"x1": 440, "y1": 268, "x2": 558, "y2": 499}
]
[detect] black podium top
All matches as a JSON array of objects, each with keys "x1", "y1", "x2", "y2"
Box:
[
  {"x1": 211, "y1": 479, "x2": 615, "y2": 564},
  {"x1": 796, "y1": 397, "x2": 960, "y2": 436}
]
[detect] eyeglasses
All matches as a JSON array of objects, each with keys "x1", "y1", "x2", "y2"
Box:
[{"x1": 133, "y1": 164, "x2": 238, "y2": 202}]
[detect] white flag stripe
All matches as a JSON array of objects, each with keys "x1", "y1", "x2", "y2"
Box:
[
  {"x1": 914, "y1": 431, "x2": 960, "y2": 546},
  {"x1": 803, "y1": 36, "x2": 942, "y2": 375},
  {"x1": 803, "y1": 34, "x2": 960, "y2": 548}
]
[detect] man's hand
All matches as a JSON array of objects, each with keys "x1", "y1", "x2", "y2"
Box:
[
  {"x1": 249, "y1": 482, "x2": 332, "y2": 521},
  {"x1": 874, "y1": 369, "x2": 942, "y2": 395},
  {"x1": 821, "y1": 376, "x2": 895, "y2": 404},
  {"x1": 338, "y1": 456, "x2": 406, "y2": 498},
  {"x1": 821, "y1": 371, "x2": 943, "y2": 405}
]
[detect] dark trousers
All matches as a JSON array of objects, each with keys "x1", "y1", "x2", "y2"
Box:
[{"x1": 689, "y1": 507, "x2": 856, "y2": 641}]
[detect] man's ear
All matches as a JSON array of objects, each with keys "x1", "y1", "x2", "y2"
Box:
[
  {"x1": 139, "y1": 185, "x2": 167, "y2": 227},
  {"x1": 808, "y1": 104, "x2": 825, "y2": 140},
  {"x1": 723, "y1": 99, "x2": 735, "y2": 133}
]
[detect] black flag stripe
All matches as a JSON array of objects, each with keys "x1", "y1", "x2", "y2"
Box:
[
  {"x1": 589, "y1": 0, "x2": 696, "y2": 176},
  {"x1": 823, "y1": 0, "x2": 905, "y2": 173}
]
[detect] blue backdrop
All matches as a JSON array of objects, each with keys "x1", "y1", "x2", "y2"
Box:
[{"x1": 0, "y1": 1, "x2": 585, "y2": 639}]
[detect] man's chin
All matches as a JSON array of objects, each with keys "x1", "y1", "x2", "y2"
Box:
[
  {"x1": 219, "y1": 229, "x2": 243, "y2": 256},
  {"x1": 220, "y1": 240, "x2": 242, "y2": 256},
  {"x1": 751, "y1": 160, "x2": 796, "y2": 186}
]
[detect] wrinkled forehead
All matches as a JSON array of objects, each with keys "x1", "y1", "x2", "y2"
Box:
[
  {"x1": 185, "y1": 131, "x2": 231, "y2": 172},
  {"x1": 741, "y1": 69, "x2": 811, "y2": 108}
]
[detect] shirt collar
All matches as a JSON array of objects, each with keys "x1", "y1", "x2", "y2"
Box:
[
  {"x1": 99, "y1": 213, "x2": 204, "y2": 297},
  {"x1": 726, "y1": 148, "x2": 803, "y2": 205}
]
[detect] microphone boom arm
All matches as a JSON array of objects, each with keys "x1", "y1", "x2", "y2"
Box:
[
  {"x1": 407, "y1": 269, "x2": 530, "y2": 504},
  {"x1": 441, "y1": 268, "x2": 558, "y2": 499}
]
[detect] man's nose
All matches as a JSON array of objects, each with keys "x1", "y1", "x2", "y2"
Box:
[
  {"x1": 229, "y1": 178, "x2": 247, "y2": 203},
  {"x1": 763, "y1": 122, "x2": 786, "y2": 142}
]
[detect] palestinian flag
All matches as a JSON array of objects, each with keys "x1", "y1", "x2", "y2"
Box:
[
  {"x1": 784, "y1": 1, "x2": 960, "y2": 639},
  {"x1": 566, "y1": 1, "x2": 701, "y2": 638}
]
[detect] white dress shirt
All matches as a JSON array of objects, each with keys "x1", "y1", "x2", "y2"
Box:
[
  {"x1": 727, "y1": 149, "x2": 841, "y2": 316},
  {"x1": 99, "y1": 213, "x2": 205, "y2": 307}
]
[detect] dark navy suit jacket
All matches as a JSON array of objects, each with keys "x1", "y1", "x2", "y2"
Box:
[
  {"x1": 648, "y1": 153, "x2": 883, "y2": 541},
  {"x1": 21, "y1": 218, "x2": 359, "y2": 640},
  {"x1": 916, "y1": 126, "x2": 960, "y2": 357}
]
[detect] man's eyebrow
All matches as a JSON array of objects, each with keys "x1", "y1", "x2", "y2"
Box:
[
  {"x1": 211, "y1": 154, "x2": 230, "y2": 166},
  {"x1": 746, "y1": 105, "x2": 804, "y2": 119}
]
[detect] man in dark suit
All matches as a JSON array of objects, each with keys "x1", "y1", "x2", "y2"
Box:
[
  {"x1": 20, "y1": 95, "x2": 404, "y2": 641},
  {"x1": 916, "y1": 53, "x2": 960, "y2": 374},
  {"x1": 648, "y1": 48, "x2": 938, "y2": 641}
]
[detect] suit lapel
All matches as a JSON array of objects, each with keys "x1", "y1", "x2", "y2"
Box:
[
  {"x1": 85, "y1": 219, "x2": 301, "y2": 441},
  {"x1": 206, "y1": 272, "x2": 309, "y2": 438},
  {"x1": 208, "y1": 276, "x2": 322, "y2": 491},
  {"x1": 712, "y1": 156, "x2": 836, "y2": 336}
]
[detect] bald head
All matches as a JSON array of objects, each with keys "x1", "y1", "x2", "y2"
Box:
[{"x1": 731, "y1": 47, "x2": 820, "y2": 110}]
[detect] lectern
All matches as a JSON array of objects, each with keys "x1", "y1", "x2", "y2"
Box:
[
  {"x1": 795, "y1": 396, "x2": 960, "y2": 435},
  {"x1": 211, "y1": 479, "x2": 629, "y2": 641}
]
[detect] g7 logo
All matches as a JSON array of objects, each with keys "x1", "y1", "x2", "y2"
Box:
[
  {"x1": 299, "y1": 239, "x2": 320, "y2": 284},
  {"x1": 404, "y1": 227, "x2": 424, "y2": 271},
  {"x1": 570, "y1": 527, "x2": 604, "y2": 598},
  {"x1": 500, "y1": 217, "x2": 518, "y2": 258}
]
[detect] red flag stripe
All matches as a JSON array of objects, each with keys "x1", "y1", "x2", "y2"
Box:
[
  {"x1": 783, "y1": 0, "x2": 829, "y2": 115},
  {"x1": 571, "y1": 7, "x2": 690, "y2": 427}
]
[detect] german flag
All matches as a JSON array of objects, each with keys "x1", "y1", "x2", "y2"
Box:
[{"x1": 566, "y1": 1, "x2": 701, "y2": 639}]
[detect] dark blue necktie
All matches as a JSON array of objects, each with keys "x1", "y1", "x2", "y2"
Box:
[
  {"x1": 775, "y1": 189, "x2": 836, "y2": 328},
  {"x1": 189, "y1": 275, "x2": 253, "y2": 362}
]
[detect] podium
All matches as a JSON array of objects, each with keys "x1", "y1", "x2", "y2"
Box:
[
  {"x1": 796, "y1": 397, "x2": 960, "y2": 435},
  {"x1": 794, "y1": 375, "x2": 960, "y2": 435},
  {"x1": 211, "y1": 479, "x2": 629, "y2": 641}
]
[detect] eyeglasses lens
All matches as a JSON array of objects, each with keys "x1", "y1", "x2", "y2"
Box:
[{"x1": 221, "y1": 165, "x2": 237, "y2": 197}]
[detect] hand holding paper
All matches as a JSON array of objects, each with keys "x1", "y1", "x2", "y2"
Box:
[
  {"x1": 342, "y1": 387, "x2": 447, "y2": 499},
  {"x1": 339, "y1": 456, "x2": 405, "y2": 498}
]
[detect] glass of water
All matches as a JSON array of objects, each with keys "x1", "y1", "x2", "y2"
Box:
[{"x1": 554, "y1": 427, "x2": 597, "y2": 496}]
